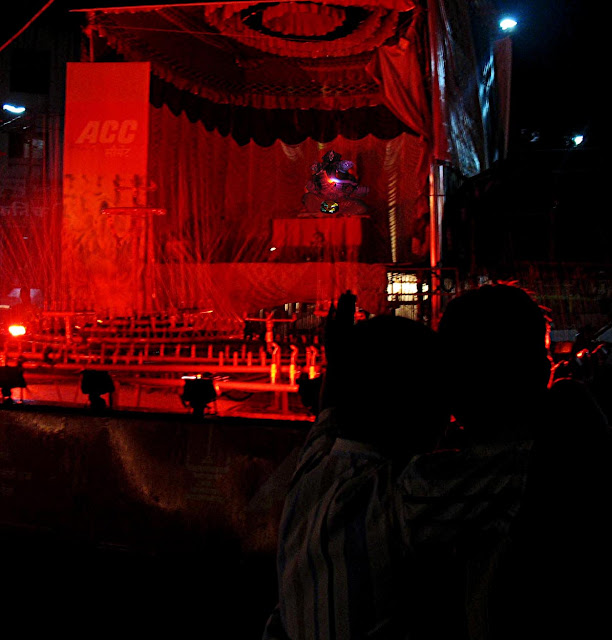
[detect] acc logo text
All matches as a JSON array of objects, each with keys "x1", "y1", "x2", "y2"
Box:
[{"x1": 75, "y1": 119, "x2": 138, "y2": 145}]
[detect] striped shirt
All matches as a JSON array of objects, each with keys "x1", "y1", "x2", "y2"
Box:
[
  {"x1": 268, "y1": 409, "x2": 534, "y2": 640},
  {"x1": 398, "y1": 441, "x2": 533, "y2": 548},
  {"x1": 396, "y1": 441, "x2": 534, "y2": 640},
  {"x1": 273, "y1": 408, "x2": 410, "y2": 640}
]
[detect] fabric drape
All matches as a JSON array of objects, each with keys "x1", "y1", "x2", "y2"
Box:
[
  {"x1": 146, "y1": 104, "x2": 426, "y2": 319},
  {"x1": 366, "y1": 5, "x2": 432, "y2": 233}
]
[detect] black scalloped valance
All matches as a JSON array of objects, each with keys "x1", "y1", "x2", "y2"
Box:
[{"x1": 150, "y1": 74, "x2": 416, "y2": 146}]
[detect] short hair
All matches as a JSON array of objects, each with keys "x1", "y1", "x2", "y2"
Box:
[
  {"x1": 334, "y1": 314, "x2": 447, "y2": 456},
  {"x1": 438, "y1": 283, "x2": 550, "y2": 363},
  {"x1": 438, "y1": 283, "x2": 552, "y2": 415}
]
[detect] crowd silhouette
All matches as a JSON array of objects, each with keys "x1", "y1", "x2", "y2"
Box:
[{"x1": 263, "y1": 284, "x2": 612, "y2": 640}]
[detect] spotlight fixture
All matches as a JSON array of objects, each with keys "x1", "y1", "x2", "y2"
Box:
[
  {"x1": 81, "y1": 370, "x2": 115, "y2": 410},
  {"x1": 181, "y1": 374, "x2": 216, "y2": 417},
  {"x1": 0, "y1": 363, "x2": 26, "y2": 404}
]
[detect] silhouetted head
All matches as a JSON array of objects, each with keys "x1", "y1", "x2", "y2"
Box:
[
  {"x1": 438, "y1": 283, "x2": 552, "y2": 437},
  {"x1": 334, "y1": 314, "x2": 448, "y2": 460}
]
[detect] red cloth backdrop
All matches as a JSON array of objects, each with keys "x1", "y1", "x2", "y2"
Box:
[
  {"x1": 153, "y1": 263, "x2": 390, "y2": 323},
  {"x1": 147, "y1": 103, "x2": 428, "y2": 319},
  {"x1": 366, "y1": 4, "x2": 432, "y2": 232}
]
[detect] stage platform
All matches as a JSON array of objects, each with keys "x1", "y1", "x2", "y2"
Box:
[{"x1": 15, "y1": 368, "x2": 315, "y2": 422}]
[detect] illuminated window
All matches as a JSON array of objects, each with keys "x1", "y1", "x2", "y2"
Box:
[
  {"x1": 387, "y1": 272, "x2": 430, "y2": 320},
  {"x1": 387, "y1": 273, "x2": 429, "y2": 302}
]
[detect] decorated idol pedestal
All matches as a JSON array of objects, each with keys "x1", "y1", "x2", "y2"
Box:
[{"x1": 271, "y1": 150, "x2": 372, "y2": 262}]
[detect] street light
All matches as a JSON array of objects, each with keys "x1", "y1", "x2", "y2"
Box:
[
  {"x1": 572, "y1": 134, "x2": 584, "y2": 147},
  {"x1": 2, "y1": 104, "x2": 26, "y2": 114},
  {"x1": 500, "y1": 17, "x2": 517, "y2": 32}
]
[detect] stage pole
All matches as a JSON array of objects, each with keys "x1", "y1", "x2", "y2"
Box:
[
  {"x1": 429, "y1": 161, "x2": 444, "y2": 329},
  {"x1": 425, "y1": 0, "x2": 450, "y2": 330}
]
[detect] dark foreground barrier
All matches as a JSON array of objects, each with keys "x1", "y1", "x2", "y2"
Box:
[{"x1": 0, "y1": 404, "x2": 308, "y2": 636}]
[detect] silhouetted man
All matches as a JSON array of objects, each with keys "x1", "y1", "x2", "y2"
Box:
[
  {"x1": 399, "y1": 283, "x2": 612, "y2": 639},
  {"x1": 264, "y1": 294, "x2": 449, "y2": 640}
]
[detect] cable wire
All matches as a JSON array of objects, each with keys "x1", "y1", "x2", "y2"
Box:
[{"x1": 0, "y1": 0, "x2": 57, "y2": 54}]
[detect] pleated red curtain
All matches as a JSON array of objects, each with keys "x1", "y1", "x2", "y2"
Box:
[{"x1": 147, "y1": 103, "x2": 428, "y2": 317}]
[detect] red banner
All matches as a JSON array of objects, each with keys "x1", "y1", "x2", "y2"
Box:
[{"x1": 62, "y1": 63, "x2": 151, "y2": 313}]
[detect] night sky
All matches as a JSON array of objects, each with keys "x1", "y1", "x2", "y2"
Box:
[{"x1": 494, "y1": 0, "x2": 602, "y2": 150}]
